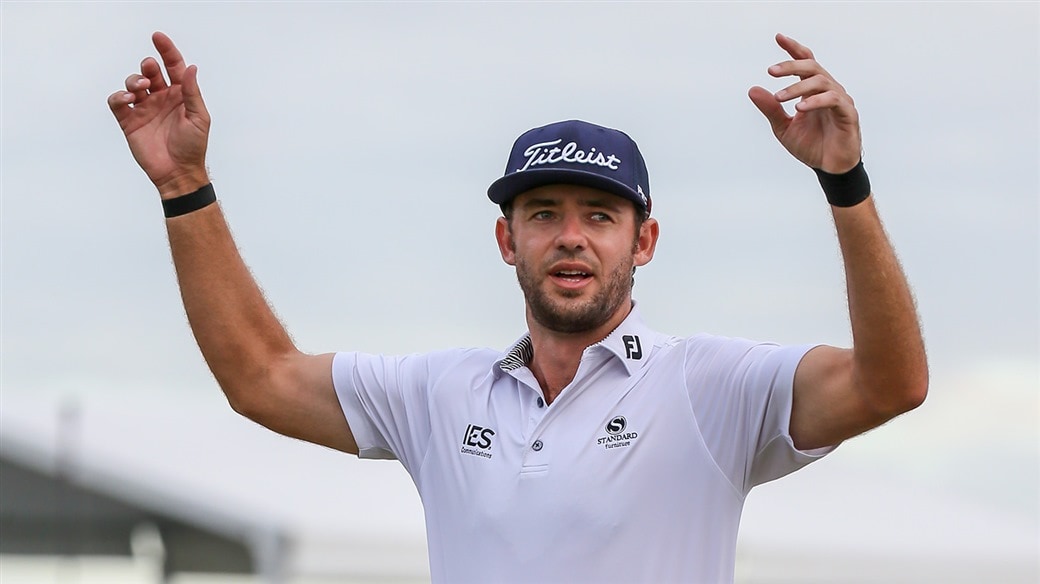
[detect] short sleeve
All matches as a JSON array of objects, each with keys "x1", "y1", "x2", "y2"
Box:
[
  {"x1": 685, "y1": 337, "x2": 835, "y2": 496},
  {"x1": 332, "y1": 351, "x2": 434, "y2": 473}
]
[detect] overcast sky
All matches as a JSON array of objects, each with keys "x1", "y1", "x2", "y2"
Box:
[{"x1": 2, "y1": 0, "x2": 1037, "y2": 572}]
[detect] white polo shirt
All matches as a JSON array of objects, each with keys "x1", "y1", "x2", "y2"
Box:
[{"x1": 333, "y1": 306, "x2": 831, "y2": 584}]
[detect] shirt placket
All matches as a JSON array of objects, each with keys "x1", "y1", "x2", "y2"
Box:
[{"x1": 509, "y1": 346, "x2": 612, "y2": 473}]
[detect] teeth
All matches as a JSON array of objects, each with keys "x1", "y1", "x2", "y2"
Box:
[{"x1": 557, "y1": 270, "x2": 588, "y2": 277}]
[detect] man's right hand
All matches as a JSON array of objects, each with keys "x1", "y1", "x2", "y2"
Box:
[{"x1": 108, "y1": 32, "x2": 211, "y2": 199}]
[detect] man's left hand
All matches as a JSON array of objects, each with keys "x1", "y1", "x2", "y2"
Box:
[{"x1": 749, "y1": 33, "x2": 862, "y2": 174}]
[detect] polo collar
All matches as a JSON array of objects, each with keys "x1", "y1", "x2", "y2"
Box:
[
  {"x1": 494, "y1": 302, "x2": 659, "y2": 377},
  {"x1": 593, "y1": 304, "x2": 658, "y2": 376}
]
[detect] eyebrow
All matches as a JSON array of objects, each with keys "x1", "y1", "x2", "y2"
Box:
[
  {"x1": 581, "y1": 197, "x2": 624, "y2": 212},
  {"x1": 518, "y1": 197, "x2": 560, "y2": 209},
  {"x1": 518, "y1": 196, "x2": 624, "y2": 212}
]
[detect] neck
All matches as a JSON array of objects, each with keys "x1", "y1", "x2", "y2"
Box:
[{"x1": 526, "y1": 301, "x2": 633, "y2": 404}]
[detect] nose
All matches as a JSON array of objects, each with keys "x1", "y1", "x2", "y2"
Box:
[{"x1": 555, "y1": 213, "x2": 587, "y2": 251}]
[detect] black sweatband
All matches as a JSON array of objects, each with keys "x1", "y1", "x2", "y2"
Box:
[
  {"x1": 162, "y1": 183, "x2": 216, "y2": 218},
  {"x1": 813, "y1": 161, "x2": 871, "y2": 208}
]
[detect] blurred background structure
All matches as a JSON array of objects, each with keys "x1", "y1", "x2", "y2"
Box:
[
  {"x1": 2, "y1": 2, "x2": 1037, "y2": 583},
  {"x1": 1, "y1": 399, "x2": 429, "y2": 584}
]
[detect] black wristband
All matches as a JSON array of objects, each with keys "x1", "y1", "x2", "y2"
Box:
[
  {"x1": 813, "y1": 161, "x2": 871, "y2": 208},
  {"x1": 162, "y1": 183, "x2": 216, "y2": 218}
]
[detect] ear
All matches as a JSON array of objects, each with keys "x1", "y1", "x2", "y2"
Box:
[
  {"x1": 633, "y1": 217, "x2": 659, "y2": 267},
  {"x1": 495, "y1": 217, "x2": 516, "y2": 266}
]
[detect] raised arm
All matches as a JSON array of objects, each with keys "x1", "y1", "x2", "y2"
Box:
[
  {"x1": 748, "y1": 34, "x2": 928, "y2": 450},
  {"x1": 108, "y1": 32, "x2": 358, "y2": 454}
]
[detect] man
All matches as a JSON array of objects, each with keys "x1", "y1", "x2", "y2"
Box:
[{"x1": 109, "y1": 32, "x2": 927, "y2": 583}]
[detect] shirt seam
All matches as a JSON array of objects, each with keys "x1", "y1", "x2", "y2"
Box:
[{"x1": 682, "y1": 341, "x2": 747, "y2": 502}]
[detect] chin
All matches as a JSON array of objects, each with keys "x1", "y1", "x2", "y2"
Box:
[{"x1": 532, "y1": 299, "x2": 620, "y2": 335}]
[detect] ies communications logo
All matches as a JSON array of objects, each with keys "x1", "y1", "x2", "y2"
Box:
[{"x1": 461, "y1": 423, "x2": 495, "y2": 460}]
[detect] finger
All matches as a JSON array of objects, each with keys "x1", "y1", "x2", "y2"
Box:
[
  {"x1": 774, "y1": 74, "x2": 843, "y2": 104},
  {"x1": 768, "y1": 58, "x2": 829, "y2": 82},
  {"x1": 124, "y1": 73, "x2": 149, "y2": 103},
  {"x1": 775, "y1": 33, "x2": 815, "y2": 61},
  {"x1": 152, "y1": 31, "x2": 187, "y2": 84},
  {"x1": 107, "y1": 90, "x2": 136, "y2": 124},
  {"x1": 793, "y1": 90, "x2": 857, "y2": 118},
  {"x1": 141, "y1": 56, "x2": 168, "y2": 92},
  {"x1": 180, "y1": 64, "x2": 210, "y2": 119},
  {"x1": 748, "y1": 86, "x2": 790, "y2": 136}
]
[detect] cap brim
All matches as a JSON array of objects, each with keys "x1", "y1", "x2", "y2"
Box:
[{"x1": 487, "y1": 168, "x2": 646, "y2": 211}]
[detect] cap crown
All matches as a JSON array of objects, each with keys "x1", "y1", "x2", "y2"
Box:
[{"x1": 488, "y1": 120, "x2": 651, "y2": 215}]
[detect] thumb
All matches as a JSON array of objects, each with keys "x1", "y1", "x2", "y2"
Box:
[
  {"x1": 181, "y1": 65, "x2": 209, "y2": 119},
  {"x1": 748, "y1": 86, "x2": 789, "y2": 137}
]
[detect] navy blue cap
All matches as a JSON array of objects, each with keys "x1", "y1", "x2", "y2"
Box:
[{"x1": 488, "y1": 120, "x2": 651, "y2": 215}]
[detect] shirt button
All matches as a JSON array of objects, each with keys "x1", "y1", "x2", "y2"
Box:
[
  {"x1": 532, "y1": 440, "x2": 543, "y2": 451},
  {"x1": 536, "y1": 397, "x2": 545, "y2": 408}
]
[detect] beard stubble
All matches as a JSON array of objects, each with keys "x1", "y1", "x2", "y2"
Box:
[{"x1": 515, "y1": 250, "x2": 634, "y2": 334}]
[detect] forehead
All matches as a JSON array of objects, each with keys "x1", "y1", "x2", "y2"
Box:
[{"x1": 512, "y1": 184, "x2": 631, "y2": 211}]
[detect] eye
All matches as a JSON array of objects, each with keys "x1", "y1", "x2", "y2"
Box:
[
  {"x1": 589, "y1": 212, "x2": 613, "y2": 222},
  {"x1": 532, "y1": 210, "x2": 555, "y2": 221}
]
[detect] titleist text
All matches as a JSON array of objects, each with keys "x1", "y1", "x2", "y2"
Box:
[{"x1": 517, "y1": 139, "x2": 622, "y2": 172}]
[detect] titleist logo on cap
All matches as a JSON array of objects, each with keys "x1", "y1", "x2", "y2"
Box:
[
  {"x1": 487, "y1": 120, "x2": 650, "y2": 215},
  {"x1": 517, "y1": 139, "x2": 622, "y2": 173}
]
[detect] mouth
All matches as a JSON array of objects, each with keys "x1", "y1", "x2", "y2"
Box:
[
  {"x1": 553, "y1": 269, "x2": 591, "y2": 282},
  {"x1": 548, "y1": 265, "x2": 594, "y2": 289}
]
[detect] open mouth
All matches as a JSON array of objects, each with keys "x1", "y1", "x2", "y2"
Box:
[{"x1": 552, "y1": 269, "x2": 592, "y2": 284}]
